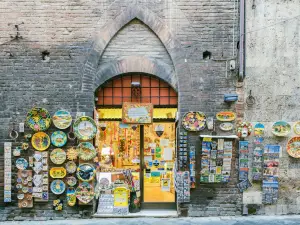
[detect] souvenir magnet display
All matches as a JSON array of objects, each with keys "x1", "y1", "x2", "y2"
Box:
[
  {"x1": 50, "y1": 179, "x2": 66, "y2": 195},
  {"x1": 237, "y1": 122, "x2": 252, "y2": 138},
  {"x1": 216, "y1": 111, "x2": 236, "y2": 122},
  {"x1": 294, "y1": 122, "x2": 300, "y2": 135},
  {"x1": 73, "y1": 116, "x2": 97, "y2": 141},
  {"x1": 77, "y1": 142, "x2": 97, "y2": 161},
  {"x1": 50, "y1": 148, "x2": 66, "y2": 165},
  {"x1": 76, "y1": 163, "x2": 96, "y2": 182},
  {"x1": 76, "y1": 182, "x2": 95, "y2": 204},
  {"x1": 25, "y1": 107, "x2": 51, "y2": 131},
  {"x1": 51, "y1": 131, "x2": 67, "y2": 147},
  {"x1": 219, "y1": 122, "x2": 233, "y2": 131},
  {"x1": 50, "y1": 167, "x2": 67, "y2": 178},
  {"x1": 31, "y1": 132, "x2": 50, "y2": 151},
  {"x1": 287, "y1": 137, "x2": 300, "y2": 158},
  {"x1": 52, "y1": 110, "x2": 72, "y2": 129},
  {"x1": 66, "y1": 161, "x2": 77, "y2": 173},
  {"x1": 16, "y1": 158, "x2": 28, "y2": 170},
  {"x1": 272, "y1": 121, "x2": 291, "y2": 137},
  {"x1": 182, "y1": 112, "x2": 206, "y2": 131}
]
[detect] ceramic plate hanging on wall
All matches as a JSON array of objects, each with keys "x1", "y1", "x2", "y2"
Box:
[
  {"x1": 76, "y1": 163, "x2": 96, "y2": 182},
  {"x1": 216, "y1": 111, "x2": 236, "y2": 122},
  {"x1": 51, "y1": 131, "x2": 67, "y2": 147},
  {"x1": 50, "y1": 179, "x2": 66, "y2": 195},
  {"x1": 52, "y1": 110, "x2": 72, "y2": 129},
  {"x1": 182, "y1": 112, "x2": 206, "y2": 131},
  {"x1": 67, "y1": 147, "x2": 78, "y2": 161},
  {"x1": 287, "y1": 137, "x2": 300, "y2": 158},
  {"x1": 50, "y1": 148, "x2": 66, "y2": 165},
  {"x1": 272, "y1": 121, "x2": 291, "y2": 137},
  {"x1": 26, "y1": 107, "x2": 51, "y2": 131},
  {"x1": 219, "y1": 122, "x2": 233, "y2": 131},
  {"x1": 294, "y1": 122, "x2": 300, "y2": 135},
  {"x1": 16, "y1": 158, "x2": 28, "y2": 170},
  {"x1": 50, "y1": 167, "x2": 67, "y2": 178},
  {"x1": 75, "y1": 182, "x2": 94, "y2": 204},
  {"x1": 66, "y1": 161, "x2": 77, "y2": 174},
  {"x1": 31, "y1": 132, "x2": 50, "y2": 151},
  {"x1": 73, "y1": 116, "x2": 97, "y2": 141},
  {"x1": 66, "y1": 176, "x2": 77, "y2": 187},
  {"x1": 77, "y1": 142, "x2": 97, "y2": 161},
  {"x1": 254, "y1": 123, "x2": 265, "y2": 136}
]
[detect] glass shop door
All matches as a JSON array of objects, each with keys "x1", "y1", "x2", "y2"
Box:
[{"x1": 140, "y1": 122, "x2": 176, "y2": 209}]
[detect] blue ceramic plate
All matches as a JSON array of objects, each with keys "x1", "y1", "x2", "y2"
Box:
[
  {"x1": 50, "y1": 179, "x2": 66, "y2": 195},
  {"x1": 76, "y1": 164, "x2": 96, "y2": 182},
  {"x1": 16, "y1": 158, "x2": 28, "y2": 170},
  {"x1": 51, "y1": 131, "x2": 67, "y2": 147}
]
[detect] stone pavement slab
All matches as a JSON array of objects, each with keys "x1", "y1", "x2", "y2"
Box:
[{"x1": 1, "y1": 216, "x2": 300, "y2": 225}]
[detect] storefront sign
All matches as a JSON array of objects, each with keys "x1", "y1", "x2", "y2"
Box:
[{"x1": 122, "y1": 102, "x2": 153, "y2": 124}]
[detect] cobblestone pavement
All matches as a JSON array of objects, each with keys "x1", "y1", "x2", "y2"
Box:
[{"x1": 1, "y1": 216, "x2": 300, "y2": 225}]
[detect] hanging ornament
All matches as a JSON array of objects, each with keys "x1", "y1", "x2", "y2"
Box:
[
  {"x1": 99, "y1": 123, "x2": 107, "y2": 131},
  {"x1": 154, "y1": 124, "x2": 164, "y2": 137},
  {"x1": 131, "y1": 125, "x2": 138, "y2": 131},
  {"x1": 237, "y1": 121, "x2": 252, "y2": 138}
]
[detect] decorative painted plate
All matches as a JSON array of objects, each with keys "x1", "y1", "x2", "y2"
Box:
[
  {"x1": 16, "y1": 158, "x2": 28, "y2": 170},
  {"x1": 294, "y1": 122, "x2": 300, "y2": 135},
  {"x1": 66, "y1": 176, "x2": 77, "y2": 187},
  {"x1": 77, "y1": 142, "x2": 97, "y2": 161},
  {"x1": 67, "y1": 147, "x2": 78, "y2": 161},
  {"x1": 75, "y1": 182, "x2": 94, "y2": 204},
  {"x1": 216, "y1": 111, "x2": 236, "y2": 122},
  {"x1": 50, "y1": 179, "x2": 66, "y2": 195},
  {"x1": 182, "y1": 112, "x2": 206, "y2": 131},
  {"x1": 52, "y1": 110, "x2": 72, "y2": 129},
  {"x1": 66, "y1": 161, "x2": 77, "y2": 174},
  {"x1": 73, "y1": 116, "x2": 97, "y2": 141},
  {"x1": 287, "y1": 137, "x2": 300, "y2": 158},
  {"x1": 254, "y1": 123, "x2": 265, "y2": 136},
  {"x1": 272, "y1": 121, "x2": 291, "y2": 137},
  {"x1": 50, "y1": 167, "x2": 67, "y2": 178},
  {"x1": 25, "y1": 107, "x2": 51, "y2": 131},
  {"x1": 51, "y1": 131, "x2": 67, "y2": 147},
  {"x1": 31, "y1": 132, "x2": 50, "y2": 151},
  {"x1": 76, "y1": 163, "x2": 96, "y2": 182},
  {"x1": 219, "y1": 122, "x2": 233, "y2": 131},
  {"x1": 50, "y1": 148, "x2": 66, "y2": 165}
]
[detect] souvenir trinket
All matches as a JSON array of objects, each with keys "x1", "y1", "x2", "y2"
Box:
[
  {"x1": 219, "y1": 122, "x2": 233, "y2": 131},
  {"x1": 237, "y1": 122, "x2": 252, "y2": 138},
  {"x1": 17, "y1": 194, "x2": 24, "y2": 200},
  {"x1": 25, "y1": 107, "x2": 51, "y2": 131},
  {"x1": 67, "y1": 147, "x2": 78, "y2": 160},
  {"x1": 76, "y1": 182, "x2": 94, "y2": 204},
  {"x1": 206, "y1": 117, "x2": 214, "y2": 130},
  {"x1": 254, "y1": 123, "x2": 265, "y2": 136},
  {"x1": 13, "y1": 147, "x2": 21, "y2": 156},
  {"x1": 22, "y1": 143, "x2": 29, "y2": 150},
  {"x1": 16, "y1": 158, "x2": 28, "y2": 170},
  {"x1": 50, "y1": 148, "x2": 66, "y2": 165},
  {"x1": 31, "y1": 132, "x2": 50, "y2": 151},
  {"x1": 24, "y1": 134, "x2": 32, "y2": 141},
  {"x1": 216, "y1": 111, "x2": 236, "y2": 122},
  {"x1": 66, "y1": 176, "x2": 77, "y2": 187},
  {"x1": 77, "y1": 142, "x2": 97, "y2": 161},
  {"x1": 76, "y1": 163, "x2": 96, "y2": 182},
  {"x1": 182, "y1": 112, "x2": 206, "y2": 131},
  {"x1": 272, "y1": 121, "x2": 291, "y2": 137},
  {"x1": 51, "y1": 131, "x2": 67, "y2": 147},
  {"x1": 66, "y1": 161, "x2": 77, "y2": 173},
  {"x1": 50, "y1": 179, "x2": 66, "y2": 195},
  {"x1": 53, "y1": 199, "x2": 63, "y2": 211},
  {"x1": 50, "y1": 167, "x2": 67, "y2": 178},
  {"x1": 73, "y1": 116, "x2": 97, "y2": 141},
  {"x1": 52, "y1": 110, "x2": 72, "y2": 129},
  {"x1": 287, "y1": 137, "x2": 300, "y2": 158},
  {"x1": 67, "y1": 187, "x2": 76, "y2": 206},
  {"x1": 294, "y1": 122, "x2": 300, "y2": 135}
]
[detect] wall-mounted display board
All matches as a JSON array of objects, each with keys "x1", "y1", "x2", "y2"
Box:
[
  {"x1": 200, "y1": 136, "x2": 236, "y2": 183},
  {"x1": 4, "y1": 142, "x2": 12, "y2": 203},
  {"x1": 32, "y1": 151, "x2": 48, "y2": 201},
  {"x1": 239, "y1": 141, "x2": 249, "y2": 181},
  {"x1": 17, "y1": 170, "x2": 33, "y2": 208},
  {"x1": 262, "y1": 145, "x2": 280, "y2": 204},
  {"x1": 175, "y1": 171, "x2": 190, "y2": 203}
]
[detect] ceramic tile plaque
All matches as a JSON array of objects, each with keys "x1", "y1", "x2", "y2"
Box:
[{"x1": 4, "y1": 142, "x2": 12, "y2": 202}]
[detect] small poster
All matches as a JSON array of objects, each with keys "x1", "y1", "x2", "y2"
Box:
[
  {"x1": 160, "y1": 139, "x2": 169, "y2": 147},
  {"x1": 163, "y1": 148, "x2": 173, "y2": 160},
  {"x1": 114, "y1": 187, "x2": 128, "y2": 207},
  {"x1": 122, "y1": 102, "x2": 153, "y2": 124},
  {"x1": 161, "y1": 178, "x2": 171, "y2": 192}
]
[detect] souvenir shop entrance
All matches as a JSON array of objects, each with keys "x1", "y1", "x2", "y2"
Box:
[{"x1": 95, "y1": 73, "x2": 178, "y2": 212}]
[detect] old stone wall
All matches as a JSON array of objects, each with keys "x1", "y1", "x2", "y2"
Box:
[
  {"x1": 244, "y1": 0, "x2": 300, "y2": 215},
  {"x1": 0, "y1": 0, "x2": 240, "y2": 220}
]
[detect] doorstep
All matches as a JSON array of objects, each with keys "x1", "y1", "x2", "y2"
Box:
[{"x1": 93, "y1": 209, "x2": 178, "y2": 218}]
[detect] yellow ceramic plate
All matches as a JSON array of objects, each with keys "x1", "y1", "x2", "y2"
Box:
[
  {"x1": 50, "y1": 167, "x2": 67, "y2": 178},
  {"x1": 31, "y1": 132, "x2": 50, "y2": 151}
]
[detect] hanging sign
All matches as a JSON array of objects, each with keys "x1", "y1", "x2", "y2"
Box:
[{"x1": 122, "y1": 102, "x2": 153, "y2": 124}]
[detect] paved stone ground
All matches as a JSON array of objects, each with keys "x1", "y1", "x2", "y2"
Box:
[{"x1": 1, "y1": 216, "x2": 300, "y2": 225}]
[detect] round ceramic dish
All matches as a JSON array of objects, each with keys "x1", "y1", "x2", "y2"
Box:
[
  {"x1": 182, "y1": 112, "x2": 206, "y2": 131},
  {"x1": 76, "y1": 163, "x2": 96, "y2": 182},
  {"x1": 75, "y1": 182, "x2": 94, "y2": 204},
  {"x1": 50, "y1": 148, "x2": 66, "y2": 165},
  {"x1": 25, "y1": 107, "x2": 51, "y2": 131},
  {"x1": 294, "y1": 122, "x2": 300, "y2": 135},
  {"x1": 31, "y1": 132, "x2": 50, "y2": 151},
  {"x1": 73, "y1": 116, "x2": 97, "y2": 141},
  {"x1": 254, "y1": 123, "x2": 265, "y2": 136},
  {"x1": 52, "y1": 110, "x2": 72, "y2": 129},
  {"x1": 287, "y1": 137, "x2": 300, "y2": 158},
  {"x1": 50, "y1": 179, "x2": 66, "y2": 195},
  {"x1": 77, "y1": 142, "x2": 97, "y2": 161},
  {"x1": 51, "y1": 131, "x2": 67, "y2": 147},
  {"x1": 66, "y1": 161, "x2": 77, "y2": 174},
  {"x1": 16, "y1": 158, "x2": 28, "y2": 170},
  {"x1": 272, "y1": 121, "x2": 291, "y2": 137},
  {"x1": 66, "y1": 176, "x2": 77, "y2": 187},
  {"x1": 219, "y1": 122, "x2": 233, "y2": 131}
]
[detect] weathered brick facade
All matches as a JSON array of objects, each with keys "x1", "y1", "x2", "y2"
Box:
[{"x1": 0, "y1": 0, "x2": 241, "y2": 220}]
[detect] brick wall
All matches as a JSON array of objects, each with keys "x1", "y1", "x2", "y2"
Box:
[{"x1": 0, "y1": 0, "x2": 240, "y2": 219}]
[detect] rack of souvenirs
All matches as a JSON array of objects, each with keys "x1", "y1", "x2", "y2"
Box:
[
  {"x1": 175, "y1": 171, "x2": 190, "y2": 203},
  {"x1": 200, "y1": 135, "x2": 237, "y2": 183}
]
